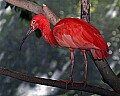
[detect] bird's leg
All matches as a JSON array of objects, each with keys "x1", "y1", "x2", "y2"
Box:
[
  {"x1": 65, "y1": 48, "x2": 74, "y2": 89},
  {"x1": 60, "y1": 48, "x2": 74, "y2": 90},
  {"x1": 69, "y1": 48, "x2": 74, "y2": 81},
  {"x1": 82, "y1": 50, "x2": 88, "y2": 87}
]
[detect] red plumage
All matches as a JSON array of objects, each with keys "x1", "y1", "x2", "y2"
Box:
[
  {"x1": 53, "y1": 18, "x2": 108, "y2": 59},
  {"x1": 20, "y1": 14, "x2": 109, "y2": 86}
]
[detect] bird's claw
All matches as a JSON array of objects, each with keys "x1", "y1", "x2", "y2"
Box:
[
  {"x1": 83, "y1": 80, "x2": 87, "y2": 88},
  {"x1": 60, "y1": 80, "x2": 74, "y2": 89}
]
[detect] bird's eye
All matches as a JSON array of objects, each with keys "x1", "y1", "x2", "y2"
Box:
[{"x1": 32, "y1": 20, "x2": 36, "y2": 24}]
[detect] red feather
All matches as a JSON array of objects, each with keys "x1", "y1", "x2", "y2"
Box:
[
  {"x1": 21, "y1": 14, "x2": 109, "y2": 87},
  {"x1": 53, "y1": 18, "x2": 108, "y2": 59}
]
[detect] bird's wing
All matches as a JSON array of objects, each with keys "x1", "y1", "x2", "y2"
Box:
[
  {"x1": 79, "y1": 19, "x2": 108, "y2": 51},
  {"x1": 65, "y1": 18, "x2": 108, "y2": 51},
  {"x1": 53, "y1": 18, "x2": 108, "y2": 59},
  {"x1": 53, "y1": 18, "x2": 108, "y2": 51},
  {"x1": 72, "y1": 19, "x2": 108, "y2": 59}
]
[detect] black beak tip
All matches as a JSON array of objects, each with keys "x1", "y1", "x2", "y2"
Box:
[
  {"x1": 19, "y1": 26, "x2": 35, "y2": 51},
  {"x1": 19, "y1": 37, "x2": 26, "y2": 51},
  {"x1": 19, "y1": 43, "x2": 23, "y2": 51}
]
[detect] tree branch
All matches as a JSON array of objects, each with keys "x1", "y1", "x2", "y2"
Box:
[
  {"x1": 0, "y1": 67, "x2": 119, "y2": 96},
  {"x1": 87, "y1": 41, "x2": 120, "y2": 93},
  {"x1": 81, "y1": 0, "x2": 120, "y2": 93},
  {"x1": 94, "y1": 59, "x2": 120, "y2": 92},
  {"x1": 5, "y1": 0, "x2": 59, "y2": 25},
  {"x1": 81, "y1": 0, "x2": 90, "y2": 22},
  {"x1": 4, "y1": 0, "x2": 120, "y2": 94}
]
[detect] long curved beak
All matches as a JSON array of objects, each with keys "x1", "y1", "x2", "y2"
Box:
[{"x1": 20, "y1": 26, "x2": 37, "y2": 50}]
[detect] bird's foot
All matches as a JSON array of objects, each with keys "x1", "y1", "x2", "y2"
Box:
[
  {"x1": 60, "y1": 79, "x2": 74, "y2": 89},
  {"x1": 83, "y1": 80, "x2": 87, "y2": 88},
  {"x1": 60, "y1": 79, "x2": 73, "y2": 95}
]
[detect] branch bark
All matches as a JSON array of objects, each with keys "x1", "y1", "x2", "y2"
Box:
[
  {"x1": 88, "y1": 51, "x2": 120, "y2": 93},
  {"x1": 5, "y1": 0, "x2": 59, "y2": 25},
  {"x1": 94, "y1": 60, "x2": 120, "y2": 92},
  {"x1": 0, "y1": 67, "x2": 119, "y2": 96},
  {"x1": 4, "y1": 0, "x2": 120, "y2": 95},
  {"x1": 81, "y1": 0, "x2": 90, "y2": 23},
  {"x1": 81, "y1": 0, "x2": 120, "y2": 93}
]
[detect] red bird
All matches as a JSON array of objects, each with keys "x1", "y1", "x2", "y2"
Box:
[{"x1": 20, "y1": 14, "x2": 108, "y2": 86}]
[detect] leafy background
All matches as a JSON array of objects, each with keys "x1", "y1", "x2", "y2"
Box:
[{"x1": 0, "y1": 0, "x2": 120, "y2": 96}]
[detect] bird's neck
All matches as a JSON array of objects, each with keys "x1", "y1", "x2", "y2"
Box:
[{"x1": 40, "y1": 21, "x2": 58, "y2": 46}]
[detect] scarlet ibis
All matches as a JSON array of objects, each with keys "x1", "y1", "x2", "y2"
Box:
[{"x1": 20, "y1": 14, "x2": 108, "y2": 86}]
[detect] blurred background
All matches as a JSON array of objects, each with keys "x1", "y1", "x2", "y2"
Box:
[{"x1": 0, "y1": 0, "x2": 120, "y2": 96}]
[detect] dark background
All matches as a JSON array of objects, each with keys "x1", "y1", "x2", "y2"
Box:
[{"x1": 0, "y1": 0, "x2": 120, "y2": 95}]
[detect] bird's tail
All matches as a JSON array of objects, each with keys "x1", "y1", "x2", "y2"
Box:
[{"x1": 90, "y1": 49, "x2": 108, "y2": 60}]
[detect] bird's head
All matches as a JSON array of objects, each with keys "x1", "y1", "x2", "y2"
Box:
[{"x1": 20, "y1": 14, "x2": 47, "y2": 50}]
